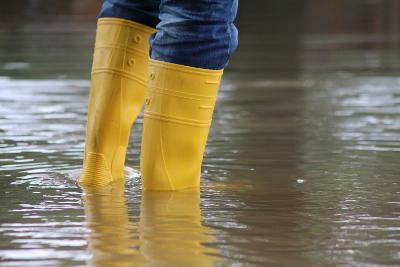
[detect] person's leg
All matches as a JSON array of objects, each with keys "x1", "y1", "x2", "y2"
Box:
[
  {"x1": 79, "y1": 1, "x2": 159, "y2": 187},
  {"x1": 140, "y1": 0, "x2": 239, "y2": 190},
  {"x1": 98, "y1": 0, "x2": 160, "y2": 29},
  {"x1": 151, "y1": 0, "x2": 238, "y2": 70}
]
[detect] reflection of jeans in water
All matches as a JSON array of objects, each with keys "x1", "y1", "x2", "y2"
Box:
[{"x1": 98, "y1": 0, "x2": 238, "y2": 70}]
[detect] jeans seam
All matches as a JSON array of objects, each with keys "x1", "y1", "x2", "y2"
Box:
[{"x1": 224, "y1": 22, "x2": 232, "y2": 69}]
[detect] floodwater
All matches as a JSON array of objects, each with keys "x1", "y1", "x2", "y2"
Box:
[{"x1": 1, "y1": 16, "x2": 400, "y2": 267}]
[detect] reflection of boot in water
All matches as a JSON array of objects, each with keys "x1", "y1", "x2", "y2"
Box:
[
  {"x1": 140, "y1": 189, "x2": 219, "y2": 266},
  {"x1": 82, "y1": 181, "x2": 144, "y2": 267}
]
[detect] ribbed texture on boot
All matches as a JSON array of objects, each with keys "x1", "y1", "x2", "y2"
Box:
[{"x1": 80, "y1": 152, "x2": 113, "y2": 187}]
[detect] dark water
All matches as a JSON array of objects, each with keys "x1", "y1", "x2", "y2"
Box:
[{"x1": 1, "y1": 7, "x2": 400, "y2": 267}]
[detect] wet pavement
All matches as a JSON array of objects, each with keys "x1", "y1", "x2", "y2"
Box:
[{"x1": 1, "y1": 3, "x2": 400, "y2": 267}]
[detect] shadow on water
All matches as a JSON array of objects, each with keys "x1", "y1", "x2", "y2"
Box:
[{"x1": 1, "y1": 0, "x2": 400, "y2": 266}]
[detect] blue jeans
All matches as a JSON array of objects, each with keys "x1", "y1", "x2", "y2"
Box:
[{"x1": 98, "y1": 0, "x2": 238, "y2": 70}]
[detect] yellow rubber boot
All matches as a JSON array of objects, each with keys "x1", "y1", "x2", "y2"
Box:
[
  {"x1": 140, "y1": 60, "x2": 223, "y2": 190},
  {"x1": 79, "y1": 18, "x2": 156, "y2": 187}
]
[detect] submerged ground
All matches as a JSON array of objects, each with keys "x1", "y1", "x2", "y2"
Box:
[{"x1": 1, "y1": 13, "x2": 400, "y2": 267}]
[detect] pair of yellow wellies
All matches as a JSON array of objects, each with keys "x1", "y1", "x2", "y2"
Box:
[{"x1": 78, "y1": 18, "x2": 223, "y2": 191}]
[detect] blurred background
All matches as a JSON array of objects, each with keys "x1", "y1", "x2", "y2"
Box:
[
  {"x1": 1, "y1": 0, "x2": 400, "y2": 78},
  {"x1": 1, "y1": 1, "x2": 400, "y2": 266}
]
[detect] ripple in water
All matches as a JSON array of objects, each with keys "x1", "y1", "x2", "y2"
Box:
[{"x1": 0, "y1": 73, "x2": 400, "y2": 266}]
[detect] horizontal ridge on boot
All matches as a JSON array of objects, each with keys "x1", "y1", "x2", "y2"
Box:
[
  {"x1": 91, "y1": 18, "x2": 156, "y2": 86},
  {"x1": 144, "y1": 60, "x2": 223, "y2": 127}
]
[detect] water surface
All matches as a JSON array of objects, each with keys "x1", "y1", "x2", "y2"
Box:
[{"x1": 1, "y1": 19, "x2": 400, "y2": 267}]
